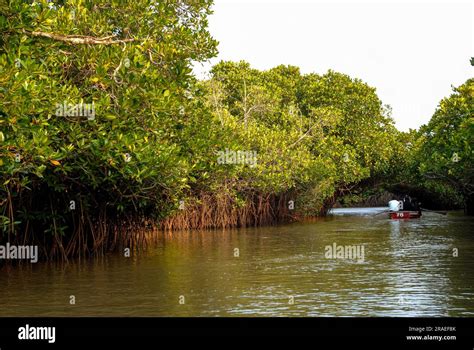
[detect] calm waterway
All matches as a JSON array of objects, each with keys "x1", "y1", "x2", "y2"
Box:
[{"x1": 1, "y1": 208, "x2": 473, "y2": 316}]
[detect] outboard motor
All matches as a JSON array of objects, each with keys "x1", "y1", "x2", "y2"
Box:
[{"x1": 388, "y1": 198, "x2": 401, "y2": 211}]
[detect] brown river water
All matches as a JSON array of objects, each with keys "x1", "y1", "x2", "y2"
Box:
[{"x1": 1, "y1": 208, "x2": 473, "y2": 316}]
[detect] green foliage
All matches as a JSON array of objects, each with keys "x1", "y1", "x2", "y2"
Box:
[
  {"x1": 412, "y1": 79, "x2": 473, "y2": 211},
  {"x1": 203, "y1": 61, "x2": 398, "y2": 214},
  {"x1": 0, "y1": 0, "x2": 218, "y2": 235}
]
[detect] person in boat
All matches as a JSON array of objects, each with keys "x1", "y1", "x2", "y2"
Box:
[
  {"x1": 412, "y1": 198, "x2": 421, "y2": 212},
  {"x1": 388, "y1": 197, "x2": 401, "y2": 212},
  {"x1": 402, "y1": 195, "x2": 422, "y2": 213},
  {"x1": 403, "y1": 195, "x2": 413, "y2": 211}
]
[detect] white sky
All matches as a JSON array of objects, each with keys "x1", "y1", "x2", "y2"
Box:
[{"x1": 194, "y1": 0, "x2": 474, "y2": 131}]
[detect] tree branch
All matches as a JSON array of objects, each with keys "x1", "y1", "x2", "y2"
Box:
[
  {"x1": 288, "y1": 122, "x2": 319, "y2": 148},
  {"x1": 22, "y1": 30, "x2": 135, "y2": 45}
]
